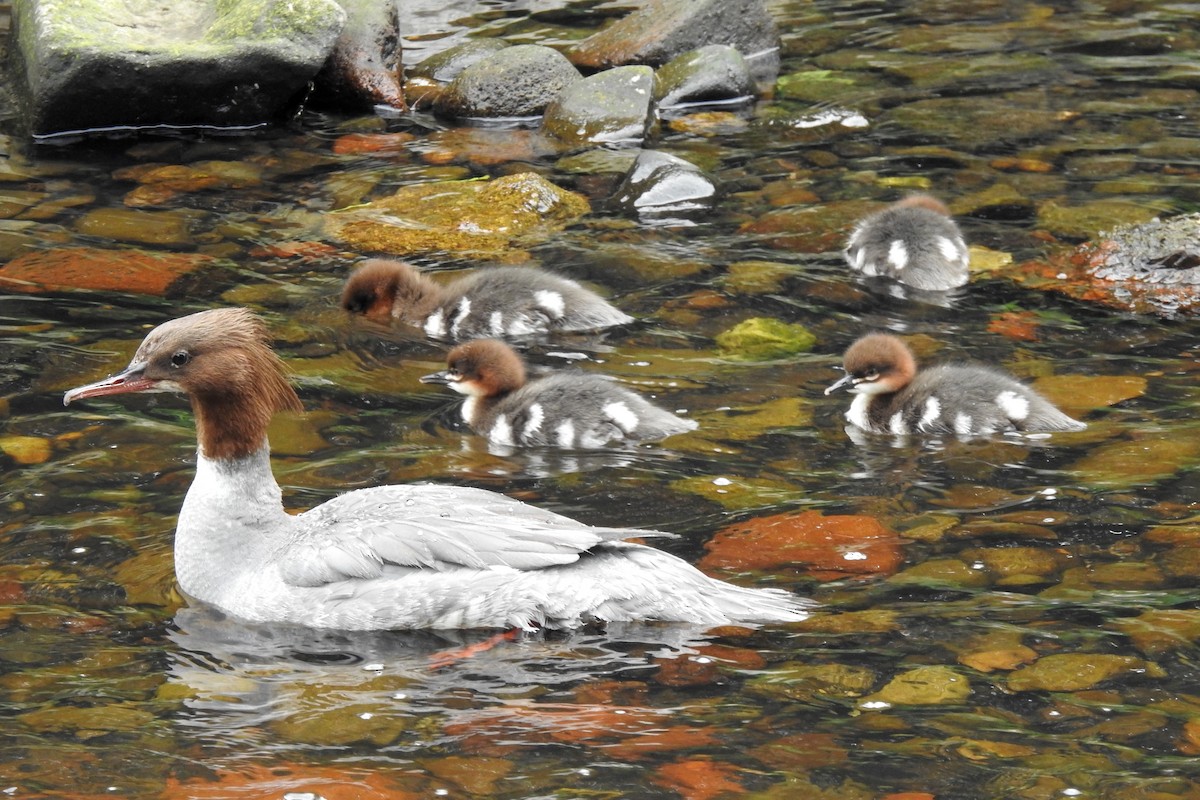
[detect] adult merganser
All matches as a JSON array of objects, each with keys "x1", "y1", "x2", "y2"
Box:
[
  {"x1": 419, "y1": 338, "x2": 698, "y2": 449},
  {"x1": 824, "y1": 333, "x2": 1087, "y2": 436},
  {"x1": 63, "y1": 308, "x2": 808, "y2": 630},
  {"x1": 843, "y1": 195, "x2": 970, "y2": 291},
  {"x1": 341, "y1": 259, "x2": 633, "y2": 341}
]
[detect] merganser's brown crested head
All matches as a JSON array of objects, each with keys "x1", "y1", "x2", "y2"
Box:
[
  {"x1": 419, "y1": 338, "x2": 527, "y2": 398},
  {"x1": 894, "y1": 193, "x2": 951, "y2": 217},
  {"x1": 64, "y1": 308, "x2": 302, "y2": 461},
  {"x1": 825, "y1": 333, "x2": 918, "y2": 396},
  {"x1": 341, "y1": 259, "x2": 440, "y2": 322}
]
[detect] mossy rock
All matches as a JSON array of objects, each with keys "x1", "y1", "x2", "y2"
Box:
[{"x1": 715, "y1": 317, "x2": 816, "y2": 361}]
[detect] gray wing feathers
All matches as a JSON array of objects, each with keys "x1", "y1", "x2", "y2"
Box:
[{"x1": 278, "y1": 483, "x2": 664, "y2": 587}]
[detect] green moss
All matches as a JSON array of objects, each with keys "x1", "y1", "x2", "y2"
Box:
[
  {"x1": 206, "y1": 0, "x2": 345, "y2": 43},
  {"x1": 715, "y1": 317, "x2": 817, "y2": 361}
]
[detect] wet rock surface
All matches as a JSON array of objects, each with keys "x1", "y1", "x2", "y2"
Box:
[
  {"x1": 566, "y1": 0, "x2": 781, "y2": 82},
  {"x1": 405, "y1": 39, "x2": 510, "y2": 110},
  {"x1": 434, "y1": 45, "x2": 580, "y2": 121},
  {"x1": 654, "y1": 44, "x2": 756, "y2": 109},
  {"x1": 542, "y1": 65, "x2": 658, "y2": 146},
  {"x1": 609, "y1": 149, "x2": 717, "y2": 218},
  {"x1": 312, "y1": 0, "x2": 405, "y2": 111},
  {"x1": 1007, "y1": 214, "x2": 1200, "y2": 316},
  {"x1": 11, "y1": 0, "x2": 346, "y2": 136}
]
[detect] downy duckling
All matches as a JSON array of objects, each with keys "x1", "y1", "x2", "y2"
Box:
[
  {"x1": 844, "y1": 195, "x2": 970, "y2": 291},
  {"x1": 421, "y1": 338, "x2": 698, "y2": 449},
  {"x1": 342, "y1": 259, "x2": 633, "y2": 341},
  {"x1": 825, "y1": 333, "x2": 1086, "y2": 435}
]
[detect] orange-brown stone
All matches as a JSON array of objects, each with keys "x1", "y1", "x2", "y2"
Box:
[
  {"x1": 701, "y1": 510, "x2": 903, "y2": 580},
  {"x1": 0, "y1": 247, "x2": 216, "y2": 296}
]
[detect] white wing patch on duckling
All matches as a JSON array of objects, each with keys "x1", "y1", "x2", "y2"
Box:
[
  {"x1": 919, "y1": 396, "x2": 942, "y2": 431},
  {"x1": 603, "y1": 401, "x2": 639, "y2": 432},
  {"x1": 556, "y1": 419, "x2": 576, "y2": 447},
  {"x1": 888, "y1": 411, "x2": 907, "y2": 435},
  {"x1": 954, "y1": 413, "x2": 973, "y2": 435},
  {"x1": 505, "y1": 316, "x2": 540, "y2": 337},
  {"x1": 938, "y1": 236, "x2": 964, "y2": 264},
  {"x1": 996, "y1": 390, "x2": 1030, "y2": 421},
  {"x1": 888, "y1": 240, "x2": 908, "y2": 271},
  {"x1": 489, "y1": 414, "x2": 514, "y2": 447},
  {"x1": 450, "y1": 298, "x2": 472, "y2": 338},
  {"x1": 534, "y1": 290, "x2": 566, "y2": 319},
  {"x1": 424, "y1": 309, "x2": 445, "y2": 337},
  {"x1": 523, "y1": 403, "x2": 544, "y2": 438},
  {"x1": 488, "y1": 311, "x2": 504, "y2": 336}
]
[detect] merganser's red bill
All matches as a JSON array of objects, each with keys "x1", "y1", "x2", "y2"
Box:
[{"x1": 63, "y1": 364, "x2": 156, "y2": 405}]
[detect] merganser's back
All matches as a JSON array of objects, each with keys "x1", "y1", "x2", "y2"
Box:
[
  {"x1": 341, "y1": 259, "x2": 633, "y2": 341},
  {"x1": 421, "y1": 339, "x2": 698, "y2": 449},
  {"x1": 64, "y1": 308, "x2": 808, "y2": 630},
  {"x1": 843, "y1": 195, "x2": 970, "y2": 292},
  {"x1": 825, "y1": 332, "x2": 1087, "y2": 436}
]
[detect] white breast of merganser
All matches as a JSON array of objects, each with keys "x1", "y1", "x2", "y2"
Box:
[
  {"x1": 342, "y1": 259, "x2": 633, "y2": 341},
  {"x1": 420, "y1": 339, "x2": 698, "y2": 449},
  {"x1": 825, "y1": 332, "x2": 1087, "y2": 436},
  {"x1": 64, "y1": 308, "x2": 804, "y2": 630},
  {"x1": 844, "y1": 194, "x2": 970, "y2": 292}
]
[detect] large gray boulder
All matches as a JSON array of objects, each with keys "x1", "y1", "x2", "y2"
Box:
[
  {"x1": 434, "y1": 44, "x2": 580, "y2": 120},
  {"x1": 11, "y1": 0, "x2": 346, "y2": 137},
  {"x1": 566, "y1": 0, "x2": 780, "y2": 83},
  {"x1": 313, "y1": 0, "x2": 405, "y2": 111}
]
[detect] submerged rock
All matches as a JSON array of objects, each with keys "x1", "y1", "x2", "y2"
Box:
[
  {"x1": 566, "y1": 0, "x2": 781, "y2": 83},
  {"x1": 434, "y1": 45, "x2": 580, "y2": 121},
  {"x1": 0, "y1": 247, "x2": 220, "y2": 296},
  {"x1": 327, "y1": 172, "x2": 590, "y2": 256},
  {"x1": 542, "y1": 66, "x2": 658, "y2": 146},
  {"x1": 11, "y1": 0, "x2": 346, "y2": 136},
  {"x1": 715, "y1": 317, "x2": 817, "y2": 361},
  {"x1": 609, "y1": 150, "x2": 717, "y2": 218}
]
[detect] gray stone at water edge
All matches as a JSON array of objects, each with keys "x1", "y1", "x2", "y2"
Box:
[
  {"x1": 434, "y1": 44, "x2": 581, "y2": 121},
  {"x1": 542, "y1": 66, "x2": 658, "y2": 147},
  {"x1": 655, "y1": 44, "x2": 756, "y2": 108},
  {"x1": 408, "y1": 39, "x2": 511, "y2": 85},
  {"x1": 11, "y1": 0, "x2": 346, "y2": 137},
  {"x1": 566, "y1": 0, "x2": 780, "y2": 83}
]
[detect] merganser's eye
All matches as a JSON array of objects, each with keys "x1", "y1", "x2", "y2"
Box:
[
  {"x1": 863, "y1": 370, "x2": 879, "y2": 381},
  {"x1": 170, "y1": 350, "x2": 191, "y2": 368}
]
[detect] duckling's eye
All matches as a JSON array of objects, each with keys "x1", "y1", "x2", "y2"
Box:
[
  {"x1": 170, "y1": 350, "x2": 191, "y2": 368},
  {"x1": 862, "y1": 370, "x2": 879, "y2": 382}
]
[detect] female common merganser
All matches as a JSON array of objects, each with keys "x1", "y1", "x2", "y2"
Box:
[
  {"x1": 341, "y1": 259, "x2": 634, "y2": 341},
  {"x1": 63, "y1": 308, "x2": 807, "y2": 630},
  {"x1": 420, "y1": 338, "x2": 698, "y2": 449},
  {"x1": 824, "y1": 333, "x2": 1087, "y2": 436},
  {"x1": 843, "y1": 195, "x2": 970, "y2": 291}
]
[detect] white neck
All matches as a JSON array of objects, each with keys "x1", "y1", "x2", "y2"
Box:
[{"x1": 174, "y1": 442, "x2": 295, "y2": 603}]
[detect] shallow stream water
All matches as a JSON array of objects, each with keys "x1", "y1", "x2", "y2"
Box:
[{"x1": 2, "y1": 1, "x2": 1200, "y2": 798}]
